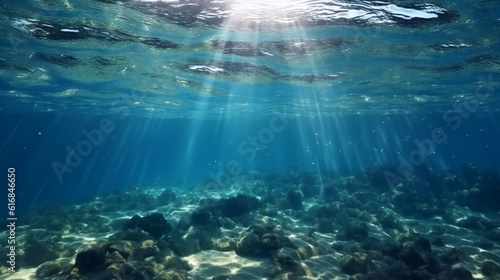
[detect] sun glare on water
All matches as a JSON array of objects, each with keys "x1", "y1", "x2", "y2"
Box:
[{"x1": 224, "y1": 0, "x2": 312, "y2": 28}]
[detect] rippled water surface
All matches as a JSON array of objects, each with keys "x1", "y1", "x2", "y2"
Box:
[{"x1": 0, "y1": 0, "x2": 499, "y2": 117}]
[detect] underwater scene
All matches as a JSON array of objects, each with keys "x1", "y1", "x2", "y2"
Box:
[{"x1": 1, "y1": 0, "x2": 500, "y2": 279}]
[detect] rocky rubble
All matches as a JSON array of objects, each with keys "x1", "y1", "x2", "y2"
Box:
[{"x1": 4, "y1": 164, "x2": 499, "y2": 279}]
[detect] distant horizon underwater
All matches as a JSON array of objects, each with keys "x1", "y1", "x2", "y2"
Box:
[
  {"x1": 2, "y1": 112, "x2": 500, "y2": 214},
  {"x1": 1, "y1": 0, "x2": 500, "y2": 279}
]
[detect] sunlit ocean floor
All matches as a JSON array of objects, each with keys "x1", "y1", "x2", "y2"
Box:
[{"x1": 2, "y1": 166, "x2": 500, "y2": 279}]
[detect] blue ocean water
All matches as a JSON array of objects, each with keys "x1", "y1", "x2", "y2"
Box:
[
  {"x1": 1, "y1": 112, "x2": 500, "y2": 214},
  {"x1": 1, "y1": 0, "x2": 499, "y2": 213},
  {"x1": 0, "y1": 0, "x2": 500, "y2": 278}
]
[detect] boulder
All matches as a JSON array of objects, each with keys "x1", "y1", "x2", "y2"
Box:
[
  {"x1": 450, "y1": 264, "x2": 473, "y2": 280},
  {"x1": 340, "y1": 252, "x2": 374, "y2": 275},
  {"x1": 157, "y1": 188, "x2": 177, "y2": 204},
  {"x1": 75, "y1": 245, "x2": 106, "y2": 273},
  {"x1": 166, "y1": 226, "x2": 202, "y2": 256},
  {"x1": 235, "y1": 224, "x2": 294, "y2": 258},
  {"x1": 106, "y1": 240, "x2": 140, "y2": 261},
  {"x1": 105, "y1": 251, "x2": 126, "y2": 266},
  {"x1": 123, "y1": 213, "x2": 172, "y2": 239},
  {"x1": 191, "y1": 206, "x2": 212, "y2": 225},
  {"x1": 35, "y1": 261, "x2": 61, "y2": 278},
  {"x1": 481, "y1": 261, "x2": 500, "y2": 278},
  {"x1": 235, "y1": 232, "x2": 260, "y2": 257},
  {"x1": 336, "y1": 220, "x2": 369, "y2": 242},
  {"x1": 398, "y1": 235, "x2": 440, "y2": 273},
  {"x1": 109, "y1": 228, "x2": 155, "y2": 243},
  {"x1": 218, "y1": 194, "x2": 259, "y2": 218}
]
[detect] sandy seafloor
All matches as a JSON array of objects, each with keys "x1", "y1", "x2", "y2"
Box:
[{"x1": 1, "y1": 168, "x2": 500, "y2": 280}]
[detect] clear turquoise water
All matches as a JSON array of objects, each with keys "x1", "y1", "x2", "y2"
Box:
[
  {"x1": 1, "y1": 0, "x2": 499, "y2": 116},
  {"x1": 0, "y1": 0, "x2": 499, "y2": 211}
]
